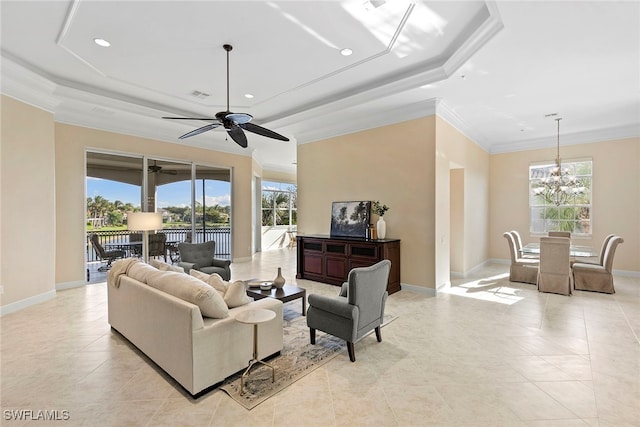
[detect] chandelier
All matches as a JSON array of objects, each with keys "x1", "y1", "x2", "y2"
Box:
[{"x1": 532, "y1": 118, "x2": 584, "y2": 206}]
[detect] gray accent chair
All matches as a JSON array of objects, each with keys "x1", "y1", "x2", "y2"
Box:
[
  {"x1": 537, "y1": 236, "x2": 572, "y2": 295},
  {"x1": 503, "y1": 232, "x2": 539, "y2": 284},
  {"x1": 177, "y1": 241, "x2": 231, "y2": 280},
  {"x1": 573, "y1": 236, "x2": 623, "y2": 294},
  {"x1": 307, "y1": 260, "x2": 391, "y2": 362}
]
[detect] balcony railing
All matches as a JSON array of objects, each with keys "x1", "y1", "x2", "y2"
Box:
[{"x1": 86, "y1": 227, "x2": 231, "y2": 262}]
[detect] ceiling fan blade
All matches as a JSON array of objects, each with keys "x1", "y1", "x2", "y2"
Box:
[
  {"x1": 241, "y1": 122, "x2": 290, "y2": 141},
  {"x1": 162, "y1": 117, "x2": 218, "y2": 121},
  {"x1": 227, "y1": 126, "x2": 248, "y2": 148},
  {"x1": 178, "y1": 123, "x2": 220, "y2": 139}
]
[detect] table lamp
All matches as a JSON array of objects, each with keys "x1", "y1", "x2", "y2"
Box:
[{"x1": 127, "y1": 212, "x2": 163, "y2": 263}]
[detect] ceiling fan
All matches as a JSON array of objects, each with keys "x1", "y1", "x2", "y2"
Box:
[
  {"x1": 148, "y1": 160, "x2": 177, "y2": 175},
  {"x1": 162, "y1": 44, "x2": 289, "y2": 148}
]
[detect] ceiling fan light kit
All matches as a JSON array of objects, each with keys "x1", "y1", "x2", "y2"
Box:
[{"x1": 162, "y1": 44, "x2": 289, "y2": 148}]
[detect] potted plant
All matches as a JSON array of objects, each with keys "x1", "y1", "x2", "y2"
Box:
[{"x1": 372, "y1": 201, "x2": 390, "y2": 239}]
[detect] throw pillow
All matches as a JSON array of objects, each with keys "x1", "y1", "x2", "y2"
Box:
[
  {"x1": 150, "y1": 259, "x2": 185, "y2": 273},
  {"x1": 190, "y1": 270, "x2": 227, "y2": 295},
  {"x1": 128, "y1": 262, "x2": 163, "y2": 284},
  {"x1": 224, "y1": 280, "x2": 252, "y2": 308},
  {"x1": 146, "y1": 271, "x2": 229, "y2": 318}
]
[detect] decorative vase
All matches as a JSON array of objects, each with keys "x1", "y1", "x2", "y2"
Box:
[
  {"x1": 273, "y1": 267, "x2": 286, "y2": 288},
  {"x1": 376, "y1": 217, "x2": 386, "y2": 239}
]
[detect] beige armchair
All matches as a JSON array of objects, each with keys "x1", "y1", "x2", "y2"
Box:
[
  {"x1": 503, "y1": 232, "x2": 539, "y2": 284},
  {"x1": 572, "y1": 234, "x2": 615, "y2": 266},
  {"x1": 537, "y1": 237, "x2": 572, "y2": 295},
  {"x1": 573, "y1": 236, "x2": 623, "y2": 294}
]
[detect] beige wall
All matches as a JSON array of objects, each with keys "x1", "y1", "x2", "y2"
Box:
[
  {"x1": 1, "y1": 96, "x2": 56, "y2": 308},
  {"x1": 54, "y1": 123, "x2": 256, "y2": 285},
  {"x1": 297, "y1": 115, "x2": 493, "y2": 291},
  {"x1": 490, "y1": 137, "x2": 640, "y2": 272},
  {"x1": 298, "y1": 117, "x2": 437, "y2": 288},
  {"x1": 436, "y1": 117, "x2": 491, "y2": 283}
]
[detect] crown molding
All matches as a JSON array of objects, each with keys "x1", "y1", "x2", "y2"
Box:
[
  {"x1": 1, "y1": 55, "x2": 60, "y2": 112},
  {"x1": 295, "y1": 98, "x2": 439, "y2": 144},
  {"x1": 490, "y1": 123, "x2": 640, "y2": 154}
]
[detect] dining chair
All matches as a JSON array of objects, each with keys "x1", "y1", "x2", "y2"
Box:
[
  {"x1": 510, "y1": 230, "x2": 538, "y2": 259},
  {"x1": 537, "y1": 236, "x2": 572, "y2": 295},
  {"x1": 572, "y1": 234, "x2": 615, "y2": 266},
  {"x1": 148, "y1": 232, "x2": 167, "y2": 262},
  {"x1": 573, "y1": 236, "x2": 623, "y2": 294},
  {"x1": 503, "y1": 232, "x2": 539, "y2": 284},
  {"x1": 548, "y1": 231, "x2": 571, "y2": 238}
]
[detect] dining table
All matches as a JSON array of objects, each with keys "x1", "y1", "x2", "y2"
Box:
[
  {"x1": 105, "y1": 240, "x2": 179, "y2": 259},
  {"x1": 521, "y1": 243, "x2": 597, "y2": 258}
]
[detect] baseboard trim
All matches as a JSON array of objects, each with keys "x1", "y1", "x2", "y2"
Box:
[
  {"x1": 0, "y1": 289, "x2": 56, "y2": 317},
  {"x1": 56, "y1": 280, "x2": 86, "y2": 291},
  {"x1": 400, "y1": 283, "x2": 436, "y2": 297}
]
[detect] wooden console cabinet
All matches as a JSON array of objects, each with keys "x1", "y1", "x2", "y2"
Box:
[{"x1": 296, "y1": 235, "x2": 401, "y2": 294}]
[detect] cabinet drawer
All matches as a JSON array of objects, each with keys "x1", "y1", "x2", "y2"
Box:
[{"x1": 349, "y1": 244, "x2": 378, "y2": 259}]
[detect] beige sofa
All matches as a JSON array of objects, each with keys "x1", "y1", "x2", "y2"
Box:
[{"x1": 107, "y1": 260, "x2": 283, "y2": 396}]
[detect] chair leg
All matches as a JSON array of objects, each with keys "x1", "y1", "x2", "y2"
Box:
[
  {"x1": 375, "y1": 326, "x2": 382, "y2": 342},
  {"x1": 310, "y1": 328, "x2": 316, "y2": 345},
  {"x1": 347, "y1": 342, "x2": 355, "y2": 362}
]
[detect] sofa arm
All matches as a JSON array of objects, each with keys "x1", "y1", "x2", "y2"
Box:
[
  {"x1": 177, "y1": 261, "x2": 197, "y2": 273},
  {"x1": 308, "y1": 294, "x2": 356, "y2": 319}
]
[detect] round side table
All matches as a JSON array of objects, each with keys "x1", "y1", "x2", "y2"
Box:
[{"x1": 235, "y1": 308, "x2": 276, "y2": 395}]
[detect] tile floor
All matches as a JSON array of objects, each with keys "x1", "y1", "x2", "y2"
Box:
[{"x1": 2, "y1": 249, "x2": 639, "y2": 426}]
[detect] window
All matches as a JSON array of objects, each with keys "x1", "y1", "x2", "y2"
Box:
[
  {"x1": 261, "y1": 181, "x2": 297, "y2": 227},
  {"x1": 529, "y1": 159, "x2": 592, "y2": 236}
]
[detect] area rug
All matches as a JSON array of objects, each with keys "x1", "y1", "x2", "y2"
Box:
[{"x1": 220, "y1": 308, "x2": 397, "y2": 410}]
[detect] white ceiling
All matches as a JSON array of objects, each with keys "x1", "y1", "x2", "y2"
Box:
[{"x1": 2, "y1": 1, "x2": 639, "y2": 176}]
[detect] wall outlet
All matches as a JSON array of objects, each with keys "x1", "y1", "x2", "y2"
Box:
[{"x1": 0, "y1": 286, "x2": 4, "y2": 294}]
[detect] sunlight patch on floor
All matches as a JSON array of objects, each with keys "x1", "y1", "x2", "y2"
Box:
[{"x1": 443, "y1": 272, "x2": 524, "y2": 305}]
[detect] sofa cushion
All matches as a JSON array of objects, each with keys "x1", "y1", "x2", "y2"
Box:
[
  {"x1": 146, "y1": 271, "x2": 229, "y2": 319},
  {"x1": 150, "y1": 259, "x2": 185, "y2": 273},
  {"x1": 190, "y1": 270, "x2": 227, "y2": 295},
  {"x1": 128, "y1": 262, "x2": 164, "y2": 284},
  {"x1": 224, "y1": 281, "x2": 252, "y2": 308},
  {"x1": 189, "y1": 270, "x2": 251, "y2": 308}
]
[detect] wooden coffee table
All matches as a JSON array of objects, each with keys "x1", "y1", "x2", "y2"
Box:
[{"x1": 245, "y1": 283, "x2": 307, "y2": 316}]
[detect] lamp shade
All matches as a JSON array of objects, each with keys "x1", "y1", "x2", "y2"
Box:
[{"x1": 127, "y1": 212, "x2": 162, "y2": 231}]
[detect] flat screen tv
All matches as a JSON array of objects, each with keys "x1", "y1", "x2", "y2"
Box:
[{"x1": 330, "y1": 201, "x2": 371, "y2": 238}]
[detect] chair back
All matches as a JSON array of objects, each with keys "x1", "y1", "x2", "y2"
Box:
[
  {"x1": 602, "y1": 236, "x2": 623, "y2": 273},
  {"x1": 510, "y1": 230, "x2": 524, "y2": 253},
  {"x1": 129, "y1": 233, "x2": 142, "y2": 242},
  {"x1": 503, "y1": 232, "x2": 518, "y2": 262},
  {"x1": 148, "y1": 233, "x2": 167, "y2": 257},
  {"x1": 90, "y1": 234, "x2": 107, "y2": 259},
  {"x1": 538, "y1": 236, "x2": 571, "y2": 295},
  {"x1": 539, "y1": 237, "x2": 570, "y2": 275},
  {"x1": 178, "y1": 241, "x2": 216, "y2": 266},
  {"x1": 549, "y1": 231, "x2": 571, "y2": 238},
  {"x1": 598, "y1": 234, "x2": 616, "y2": 265},
  {"x1": 347, "y1": 260, "x2": 390, "y2": 330}
]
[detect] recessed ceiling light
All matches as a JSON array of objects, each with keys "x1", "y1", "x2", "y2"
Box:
[
  {"x1": 244, "y1": 93, "x2": 254, "y2": 99},
  {"x1": 93, "y1": 38, "x2": 111, "y2": 47},
  {"x1": 340, "y1": 48, "x2": 353, "y2": 56}
]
